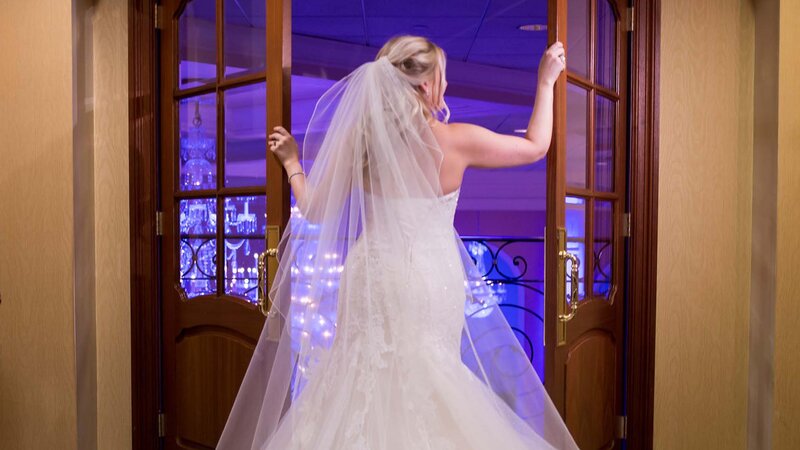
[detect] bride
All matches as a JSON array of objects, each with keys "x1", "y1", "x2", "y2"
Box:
[{"x1": 217, "y1": 35, "x2": 576, "y2": 450}]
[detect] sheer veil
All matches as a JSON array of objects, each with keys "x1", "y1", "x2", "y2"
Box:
[{"x1": 217, "y1": 56, "x2": 578, "y2": 450}]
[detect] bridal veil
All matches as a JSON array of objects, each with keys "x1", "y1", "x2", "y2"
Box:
[{"x1": 216, "y1": 55, "x2": 578, "y2": 450}]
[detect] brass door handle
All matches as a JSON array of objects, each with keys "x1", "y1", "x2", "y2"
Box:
[
  {"x1": 558, "y1": 250, "x2": 580, "y2": 322},
  {"x1": 257, "y1": 248, "x2": 279, "y2": 317}
]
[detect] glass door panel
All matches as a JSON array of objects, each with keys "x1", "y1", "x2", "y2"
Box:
[
  {"x1": 224, "y1": 82, "x2": 267, "y2": 187},
  {"x1": 178, "y1": 0, "x2": 217, "y2": 89},
  {"x1": 566, "y1": 0, "x2": 590, "y2": 78},
  {"x1": 592, "y1": 199, "x2": 613, "y2": 298},
  {"x1": 223, "y1": 195, "x2": 267, "y2": 301},
  {"x1": 563, "y1": 0, "x2": 621, "y2": 305},
  {"x1": 565, "y1": 196, "x2": 587, "y2": 301},
  {"x1": 179, "y1": 94, "x2": 217, "y2": 191},
  {"x1": 223, "y1": 0, "x2": 267, "y2": 77},
  {"x1": 595, "y1": 0, "x2": 617, "y2": 89},
  {"x1": 566, "y1": 83, "x2": 588, "y2": 188},
  {"x1": 179, "y1": 198, "x2": 218, "y2": 298},
  {"x1": 594, "y1": 94, "x2": 615, "y2": 192},
  {"x1": 173, "y1": 0, "x2": 272, "y2": 305}
]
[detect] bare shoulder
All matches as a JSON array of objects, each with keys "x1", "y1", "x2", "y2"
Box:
[
  {"x1": 431, "y1": 121, "x2": 545, "y2": 169},
  {"x1": 431, "y1": 121, "x2": 484, "y2": 141},
  {"x1": 430, "y1": 121, "x2": 488, "y2": 154}
]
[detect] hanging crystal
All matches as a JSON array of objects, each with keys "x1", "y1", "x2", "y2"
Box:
[{"x1": 180, "y1": 100, "x2": 216, "y2": 190}]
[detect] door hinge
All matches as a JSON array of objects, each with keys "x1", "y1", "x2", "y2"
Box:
[
  {"x1": 626, "y1": 7, "x2": 635, "y2": 32},
  {"x1": 616, "y1": 415, "x2": 628, "y2": 439},
  {"x1": 154, "y1": 4, "x2": 164, "y2": 30},
  {"x1": 622, "y1": 213, "x2": 631, "y2": 237},
  {"x1": 155, "y1": 211, "x2": 164, "y2": 236},
  {"x1": 157, "y1": 412, "x2": 166, "y2": 437}
]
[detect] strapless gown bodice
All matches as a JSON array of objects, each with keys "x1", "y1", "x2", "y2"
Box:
[{"x1": 360, "y1": 188, "x2": 461, "y2": 246}]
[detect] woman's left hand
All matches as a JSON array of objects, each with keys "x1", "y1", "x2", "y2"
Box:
[
  {"x1": 268, "y1": 126, "x2": 299, "y2": 168},
  {"x1": 538, "y1": 41, "x2": 566, "y2": 87}
]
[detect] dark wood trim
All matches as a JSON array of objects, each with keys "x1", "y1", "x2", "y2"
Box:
[
  {"x1": 129, "y1": 0, "x2": 161, "y2": 448},
  {"x1": 160, "y1": 0, "x2": 178, "y2": 442},
  {"x1": 172, "y1": 72, "x2": 267, "y2": 99},
  {"x1": 625, "y1": 0, "x2": 660, "y2": 448},
  {"x1": 172, "y1": 185, "x2": 270, "y2": 198},
  {"x1": 566, "y1": 72, "x2": 622, "y2": 100},
  {"x1": 543, "y1": 0, "x2": 567, "y2": 410},
  {"x1": 265, "y1": 0, "x2": 292, "y2": 228}
]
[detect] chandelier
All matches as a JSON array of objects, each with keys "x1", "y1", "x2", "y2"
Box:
[{"x1": 180, "y1": 99, "x2": 216, "y2": 190}]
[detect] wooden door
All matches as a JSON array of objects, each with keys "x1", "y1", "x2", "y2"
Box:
[
  {"x1": 158, "y1": 0, "x2": 291, "y2": 448},
  {"x1": 545, "y1": 0, "x2": 628, "y2": 448}
]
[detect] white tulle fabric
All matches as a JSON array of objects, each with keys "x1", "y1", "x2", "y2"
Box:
[{"x1": 216, "y1": 56, "x2": 578, "y2": 450}]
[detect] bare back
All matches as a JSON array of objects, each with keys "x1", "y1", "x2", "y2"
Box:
[{"x1": 429, "y1": 121, "x2": 468, "y2": 196}]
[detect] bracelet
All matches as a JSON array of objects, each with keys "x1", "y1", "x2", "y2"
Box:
[{"x1": 288, "y1": 171, "x2": 305, "y2": 183}]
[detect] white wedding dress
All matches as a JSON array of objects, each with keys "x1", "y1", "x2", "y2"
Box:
[
  {"x1": 262, "y1": 188, "x2": 558, "y2": 450},
  {"x1": 217, "y1": 56, "x2": 578, "y2": 450}
]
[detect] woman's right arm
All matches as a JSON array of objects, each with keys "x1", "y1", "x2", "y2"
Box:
[
  {"x1": 268, "y1": 126, "x2": 312, "y2": 215},
  {"x1": 450, "y1": 42, "x2": 565, "y2": 169}
]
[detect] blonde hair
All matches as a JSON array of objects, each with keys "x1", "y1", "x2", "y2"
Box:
[{"x1": 376, "y1": 35, "x2": 450, "y2": 123}]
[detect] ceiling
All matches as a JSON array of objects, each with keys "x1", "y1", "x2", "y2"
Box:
[
  {"x1": 290, "y1": 0, "x2": 551, "y2": 148},
  {"x1": 187, "y1": 0, "x2": 554, "y2": 73},
  {"x1": 292, "y1": 0, "x2": 549, "y2": 72}
]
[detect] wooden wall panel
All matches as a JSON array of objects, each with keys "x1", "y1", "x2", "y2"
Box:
[
  {"x1": 93, "y1": 0, "x2": 133, "y2": 448},
  {"x1": 0, "y1": 1, "x2": 132, "y2": 449},
  {"x1": 74, "y1": 0, "x2": 98, "y2": 448},
  {"x1": 774, "y1": 2, "x2": 800, "y2": 447},
  {"x1": 0, "y1": 1, "x2": 78, "y2": 449},
  {"x1": 655, "y1": 1, "x2": 754, "y2": 449},
  {"x1": 748, "y1": 0, "x2": 778, "y2": 447}
]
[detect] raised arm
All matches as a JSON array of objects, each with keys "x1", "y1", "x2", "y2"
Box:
[{"x1": 450, "y1": 42, "x2": 565, "y2": 169}]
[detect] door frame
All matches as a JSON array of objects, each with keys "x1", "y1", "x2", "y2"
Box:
[
  {"x1": 129, "y1": 1, "x2": 160, "y2": 448},
  {"x1": 128, "y1": 0, "x2": 660, "y2": 448},
  {"x1": 624, "y1": 1, "x2": 660, "y2": 448}
]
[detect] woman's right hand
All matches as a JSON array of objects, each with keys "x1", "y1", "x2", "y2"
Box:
[
  {"x1": 268, "y1": 126, "x2": 300, "y2": 169},
  {"x1": 538, "y1": 41, "x2": 566, "y2": 87}
]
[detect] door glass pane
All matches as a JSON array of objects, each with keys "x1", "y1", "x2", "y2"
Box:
[
  {"x1": 566, "y1": 83, "x2": 588, "y2": 188},
  {"x1": 224, "y1": 83, "x2": 267, "y2": 187},
  {"x1": 565, "y1": 196, "x2": 586, "y2": 301},
  {"x1": 566, "y1": 0, "x2": 590, "y2": 78},
  {"x1": 567, "y1": 0, "x2": 589, "y2": 78},
  {"x1": 178, "y1": 0, "x2": 216, "y2": 89},
  {"x1": 594, "y1": 95, "x2": 615, "y2": 191},
  {"x1": 179, "y1": 94, "x2": 217, "y2": 191},
  {"x1": 593, "y1": 199, "x2": 613, "y2": 297},
  {"x1": 179, "y1": 198, "x2": 217, "y2": 298},
  {"x1": 224, "y1": 196, "x2": 266, "y2": 302},
  {"x1": 596, "y1": 0, "x2": 617, "y2": 89},
  {"x1": 224, "y1": 0, "x2": 266, "y2": 77}
]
